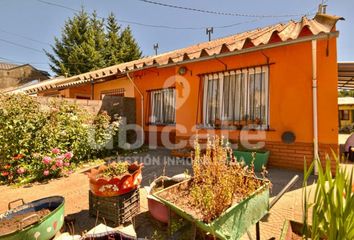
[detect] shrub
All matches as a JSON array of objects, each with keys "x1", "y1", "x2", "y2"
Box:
[{"x1": 0, "y1": 94, "x2": 120, "y2": 184}]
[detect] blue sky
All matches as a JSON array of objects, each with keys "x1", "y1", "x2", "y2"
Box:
[{"x1": 0, "y1": 0, "x2": 352, "y2": 76}]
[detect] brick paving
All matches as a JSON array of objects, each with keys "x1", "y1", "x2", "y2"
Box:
[{"x1": 0, "y1": 148, "x2": 318, "y2": 239}]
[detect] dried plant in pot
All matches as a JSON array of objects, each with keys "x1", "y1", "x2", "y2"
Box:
[
  {"x1": 153, "y1": 136, "x2": 271, "y2": 240},
  {"x1": 87, "y1": 161, "x2": 143, "y2": 197}
]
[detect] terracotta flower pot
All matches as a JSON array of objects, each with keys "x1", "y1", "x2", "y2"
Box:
[{"x1": 87, "y1": 162, "x2": 143, "y2": 197}]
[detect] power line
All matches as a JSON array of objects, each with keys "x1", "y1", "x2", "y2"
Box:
[
  {"x1": 0, "y1": 38, "x2": 43, "y2": 53},
  {"x1": 0, "y1": 27, "x2": 51, "y2": 46},
  {"x1": 35, "y1": 0, "x2": 265, "y2": 30},
  {"x1": 37, "y1": 0, "x2": 79, "y2": 13},
  {"x1": 136, "y1": 0, "x2": 311, "y2": 18},
  {"x1": 0, "y1": 56, "x2": 52, "y2": 72},
  {"x1": 0, "y1": 56, "x2": 26, "y2": 64}
]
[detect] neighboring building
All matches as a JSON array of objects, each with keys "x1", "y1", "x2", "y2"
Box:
[
  {"x1": 0, "y1": 62, "x2": 49, "y2": 89},
  {"x1": 338, "y1": 62, "x2": 354, "y2": 90},
  {"x1": 8, "y1": 12, "x2": 342, "y2": 171},
  {"x1": 338, "y1": 97, "x2": 354, "y2": 127}
]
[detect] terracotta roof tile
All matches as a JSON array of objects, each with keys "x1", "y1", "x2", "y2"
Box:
[
  {"x1": 0, "y1": 61, "x2": 19, "y2": 70},
  {"x1": 7, "y1": 13, "x2": 344, "y2": 94}
]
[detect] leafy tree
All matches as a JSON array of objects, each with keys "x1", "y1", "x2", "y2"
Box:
[{"x1": 46, "y1": 9, "x2": 142, "y2": 76}]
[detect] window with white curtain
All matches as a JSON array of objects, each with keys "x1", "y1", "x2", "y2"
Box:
[
  {"x1": 202, "y1": 66, "x2": 269, "y2": 128},
  {"x1": 149, "y1": 88, "x2": 176, "y2": 124}
]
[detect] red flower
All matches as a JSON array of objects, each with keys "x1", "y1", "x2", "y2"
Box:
[
  {"x1": 4, "y1": 164, "x2": 11, "y2": 170},
  {"x1": 51, "y1": 148, "x2": 61, "y2": 154},
  {"x1": 1, "y1": 172, "x2": 9, "y2": 176},
  {"x1": 13, "y1": 154, "x2": 24, "y2": 160}
]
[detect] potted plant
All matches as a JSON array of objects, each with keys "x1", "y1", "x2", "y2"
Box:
[
  {"x1": 87, "y1": 161, "x2": 143, "y2": 197},
  {"x1": 233, "y1": 146, "x2": 270, "y2": 172},
  {"x1": 153, "y1": 137, "x2": 270, "y2": 240},
  {"x1": 279, "y1": 156, "x2": 354, "y2": 240}
]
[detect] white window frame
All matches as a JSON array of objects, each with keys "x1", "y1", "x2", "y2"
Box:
[
  {"x1": 201, "y1": 66, "x2": 269, "y2": 129},
  {"x1": 149, "y1": 88, "x2": 176, "y2": 125}
]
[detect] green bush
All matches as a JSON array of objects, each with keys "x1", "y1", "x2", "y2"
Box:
[{"x1": 0, "y1": 94, "x2": 119, "y2": 184}]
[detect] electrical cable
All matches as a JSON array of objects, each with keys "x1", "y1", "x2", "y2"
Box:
[
  {"x1": 36, "y1": 0, "x2": 292, "y2": 30},
  {"x1": 136, "y1": 0, "x2": 312, "y2": 18},
  {"x1": 0, "y1": 38, "x2": 43, "y2": 53}
]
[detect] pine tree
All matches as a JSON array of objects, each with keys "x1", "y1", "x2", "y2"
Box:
[
  {"x1": 119, "y1": 26, "x2": 142, "y2": 63},
  {"x1": 46, "y1": 9, "x2": 142, "y2": 76},
  {"x1": 105, "y1": 12, "x2": 121, "y2": 66}
]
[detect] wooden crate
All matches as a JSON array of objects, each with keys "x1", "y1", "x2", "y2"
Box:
[{"x1": 89, "y1": 188, "x2": 140, "y2": 226}]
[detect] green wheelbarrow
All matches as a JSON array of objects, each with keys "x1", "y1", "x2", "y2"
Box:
[{"x1": 0, "y1": 196, "x2": 65, "y2": 240}]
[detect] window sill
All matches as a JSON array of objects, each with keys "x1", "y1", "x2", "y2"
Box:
[
  {"x1": 196, "y1": 124, "x2": 275, "y2": 131},
  {"x1": 146, "y1": 123, "x2": 176, "y2": 127}
]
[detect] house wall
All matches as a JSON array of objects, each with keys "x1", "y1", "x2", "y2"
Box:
[
  {"x1": 131, "y1": 37, "x2": 339, "y2": 170},
  {"x1": 35, "y1": 37, "x2": 339, "y2": 170},
  {"x1": 93, "y1": 78, "x2": 135, "y2": 99},
  {"x1": 39, "y1": 84, "x2": 91, "y2": 99},
  {"x1": 68, "y1": 84, "x2": 91, "y2": 98}
]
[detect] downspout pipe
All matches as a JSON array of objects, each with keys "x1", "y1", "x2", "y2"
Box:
[
  {"x1": 312, "y1": 39, "x2": 319, "y2": 175},
  {"x1": 126, "y1": 72, "x2": 145, "y2": 146}
]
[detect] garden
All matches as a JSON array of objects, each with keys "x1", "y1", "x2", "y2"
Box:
[{"x1": 0, "y1": 94, "x2": 120, "y2": 185}]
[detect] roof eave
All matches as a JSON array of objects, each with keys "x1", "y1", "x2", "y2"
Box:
[{"x1": 158, "y1": 31, "x2": 339, "y2": 69}]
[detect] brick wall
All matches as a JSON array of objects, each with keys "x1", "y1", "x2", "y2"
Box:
[
  {"x1": 36, "y1": 96, "x2": 102, "y2": 115},
  {"x1": 175, "y1": 135, "x2": 338, "y2": 171},
  {"x1": 265, "y1": 141, "x2": 338, "y2": 171},
  {"x1": 35, "y1": 96, "x2": 136, "y2": 124}
]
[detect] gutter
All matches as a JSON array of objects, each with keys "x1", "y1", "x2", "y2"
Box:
[
  {"x1": 126, "y1": 72, "x2": 145, "y2": 146},
  {"x1": 312, "y1": 40, "x2": 319, "y2": 175}
]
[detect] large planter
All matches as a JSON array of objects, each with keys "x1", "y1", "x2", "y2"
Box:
[
  {"x1": 0, "y1": 196, "x2": 65, "y2": 240},
  {"x1": 154, "y1": 179, "x2": 270, "y2": 240},
  {"x1": 88, "y1": 162, "x2": 143, "y2": 197},
  {"x1": 233, "y1": 149, "x2": 269, "y2": 171},
  {"x1": 146, "y1": 174, "x2": 190, "y2": 224}
]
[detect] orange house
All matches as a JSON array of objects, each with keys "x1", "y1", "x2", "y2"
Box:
[{"x1": 11, "y1": 12, "x2": 343, "y2": 171}]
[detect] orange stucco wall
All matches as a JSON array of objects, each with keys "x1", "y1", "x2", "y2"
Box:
[
  {"x1": 38, "y1": 85, "x2": 91, "y2": 98},
  {"x1": 130, "y1": 37, "x2": 338, "y2": 149},
  {"x1": 68, "y1": 84, "x2": 91, "y2": 98},
  {"x1": 92, "y1": 78, "x2": 135, "y2": 99},
  {"x1": 37, "y1": 37, "x2": 339, "y2": 169}
]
